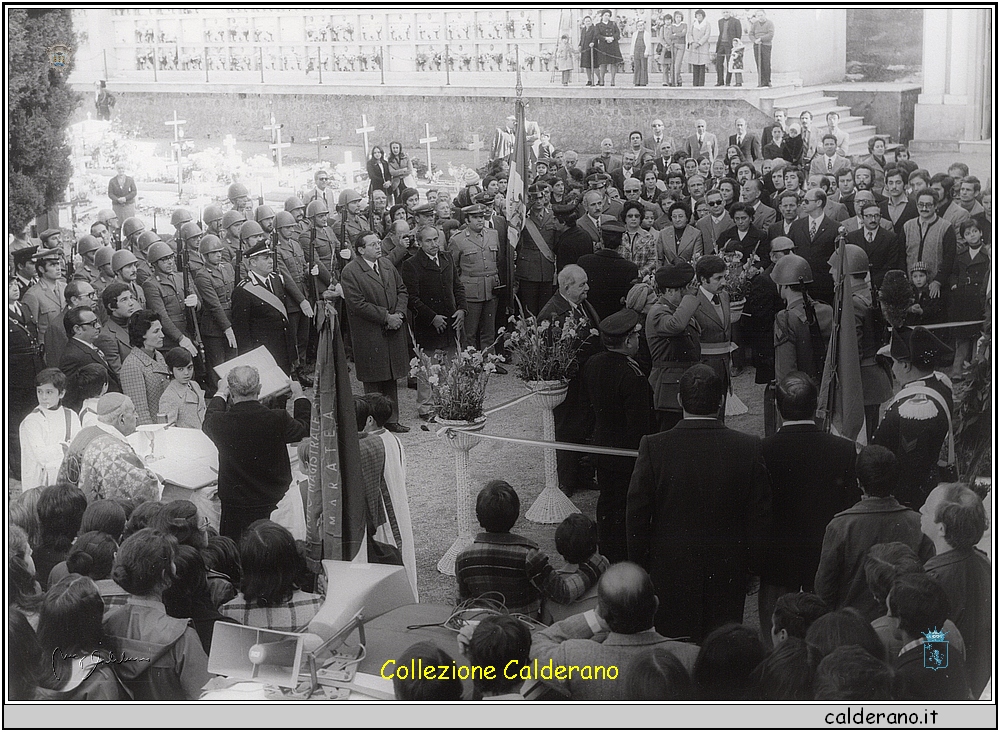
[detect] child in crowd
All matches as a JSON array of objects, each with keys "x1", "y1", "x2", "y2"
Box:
[
  {"x1": 19, "y1": 368, "x2": 82, "y2": 491},
  {"x1": 813, "y1": 645, "x2": 893, "y2": 700},
  {"x1": 728, "y1": 36, "x2": 745, "y2": 87},
  {"x1": 33, "y1": 483, "x2": 88, "y2": 591},
  {"x1": 466, "y1": 615, "x2": 532, "y2": 700},
  {"x1": 904, "y1": 261, "x2": 944, "y2": 325},
  {"x1": 555, "y1": 33, "x2": 574, "y2": 85},
  {"x1": 949, "y1": 220, "x2": 990, "y2": 373},
  {"x1": 770, "y1": 592, "x2": 828, "y2": 648},
  {"x1": 201, "y1": 534, "x2": 241, "y2": 609},
  {"x1": 392, "y1": 642, "x2": 464, "y2": 701},
  {"x1": 9, "y1": 525, "x2": 43, "y2": 626},
  {"x1": 74, "y1": 364, "x2": 109, "y2": 427},
  {"x1": 157, "y1": 347, "x2": 206, "y2": 428},
  {"x1": 541, "y1": 513, "x2": 605, "y2": 623}
]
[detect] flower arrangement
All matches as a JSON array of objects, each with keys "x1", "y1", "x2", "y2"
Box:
[
  {"x1": 409, "y1": 345, "x2": 502, "y2": 422},
  {"x1": 722, "y1": 249, "x2": 761, "y2": 302},
  {"x1": 502, "y1": 312, "x2": 599, "y2": 382}
]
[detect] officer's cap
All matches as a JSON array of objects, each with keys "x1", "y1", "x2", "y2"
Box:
[
  {"x1": 462, "y1": 203, "x2": 489, "y2": 217},
  {"x1": 654, "y1": 262, "x2": 695, "y2": 290},
  {"x1": 599, "y1": 308, "x2": 640, "y2": 338},
  {"x1": 12, "y1": 246, "x2": 38, "y2": 266},
  {"x1": 413, "y1": 203, "x2": 435, "y2": 216}
]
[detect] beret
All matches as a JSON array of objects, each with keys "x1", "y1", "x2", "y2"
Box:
[{"x1": 654, "y1": 262, "x2": 695, "y2": 290}]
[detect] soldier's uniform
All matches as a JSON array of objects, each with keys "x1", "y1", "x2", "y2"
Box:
[
  {"x1": 275, "y1": 229, "x2": 314, "y2": 374},
  {"x1": 874, "y1": 327, "x2": 954, "y2": 509},
  {"x1": 8, "y1": 297, "x2": 45, "y2": 479},
  {"x1": 297, "y1": 224, "x2": 338, "y2": 288},
  {"x1": 231, "y1": 240, "x2": 293, "y2": 374},
  {"x1": 515, "y1": 186, "x2": 557, "y2": 316},
  {"x1": 21, "y1": 250, "x2": 66, "y2": 343},
  {"x1": 194, "y1": 236, "x2": 237, "y2": 392},
  {"x1": 773, "y1": 299, "x2": 834, "y2": 382},
  {"x1": 449, "y1": 204, "x2": 501, "y2": 349},
  {"x1": 583, "y1": 309, "x2": 655, "y2": 563},
  {"x1": 142, "y1": 247, "x2": 192, "y2": 352},
  {"x1": 12, "y1": 245, "x2": 38, "y2": 301},
  {"x1": 331, "y1": 211, "x2": 366, "y2": 259}
]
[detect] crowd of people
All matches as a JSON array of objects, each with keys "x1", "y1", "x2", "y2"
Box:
[{"x1": 7, "y1": 100, "x2": 991, "y2": 702}]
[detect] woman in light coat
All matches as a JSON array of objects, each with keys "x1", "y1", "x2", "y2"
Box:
[{"x1": 687, "y1": 9, "x2": 712, "y2": 87}]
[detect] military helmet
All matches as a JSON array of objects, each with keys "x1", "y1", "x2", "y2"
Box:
[
  {"x1": 179, "y1": 221, "x2": 202, "y2": 242},
  {"x1": 227, "y1": 182, "x2": 250, "y2": 200},
  {"x1": 121, "y1": 217, "x2": 145, "y2": 239},
  {"x1": 305, "y1": 199, "x2": 329, "y2": 217},
  {"x1": 96, "y1": 209, "x2": 117, "y2": 225},
  {"x1": 338, "y1": 189, "x2": 362, "y2": 207},
  {"x1": 94, "y1": 246, "x2": 115, "y2": 270},
  {"x1": 202, "y1": 204, "x2": 225, "y2": 225},
  {"x1": 239, "y1": 220, "x2": 265, "y2": 241},
  {"x1": 770, "y1": 253, "x2": 814, "y2": 286},
  {"x1": 284, "y1": 196, "x2": 306, "y2": 213},
  {"x1": 111, "y1": 249, "x2": 139, "y2": 273},
  {"x1": 136, "y1": 230, "x2": 161, "y2": 254},
  {"x1": 76, "y1": 235, "x2": 102, "y2": 256},
  {"x1": 222, "y1": 210, "x2": 246, "y2": 230},
  {"x1": 146, "y1": 240, "x2": 176, "y2": 264},
  {"x1": 831, "y1": 243, "x2": 871, "y2": 276},
  {"x1": 769, "y1": 236, "x2": 795, "y2": 253},
  {"x1": 254, "y1": 205, "x2": 275, "y2": 223},
  {"x1": 274, "y1": 210, "x2": 297, "y2": 229},
  {"x1": 199, "y1": 234, "x2": 226, "y2": 256},
  {"x1": 170, "y1": 208, "x2": 193, "y2": 228}
]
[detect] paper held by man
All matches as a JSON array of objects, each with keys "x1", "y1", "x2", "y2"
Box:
[{"x1": 214, "y1": 346, "x2": 291, "y2": 400}]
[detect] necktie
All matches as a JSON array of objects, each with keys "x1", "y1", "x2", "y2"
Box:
[
  {"x1": 828, "y1": 158, "x2": 833, "y2": 173},
  {"x1": 737, "y1": 135, "x2": 743, "y2": 146},
  {"x1": 809, "y1": 219, "x2": 818, "y2": 240},
  {"x1": 866, "y1": 231, "x2": 875, "y2": 244},
  {"x1": 698, "y1": 135, "x2": 703, "y2": 145},
  {"x1": 373, "y1": 261, "x2": 380, "y2": 277},
  {"x1": 711, "y1": 293, "x2": 721, "y2": 305}
]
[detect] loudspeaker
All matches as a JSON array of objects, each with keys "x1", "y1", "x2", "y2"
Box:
[
  {"x1": 208, "y1": 623, "x2": 322, "y2": 688},
  {"x1": 308, "y1": 559, "x2": 416, "y2": 639}
]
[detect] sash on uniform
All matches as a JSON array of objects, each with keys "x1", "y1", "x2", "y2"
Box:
[
  {"x1": 242, "y1": 282, "x2": 288, "y2": 320},
  {"x1": 523, "y1": 218, "x2": 555, "y2": 264}
]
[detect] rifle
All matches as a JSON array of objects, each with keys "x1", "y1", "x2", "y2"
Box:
[
  {"x1": 181, "y1": 244, "x2": 206, "y2": 367},
  {"x1": 271, "y1": 226, "x2": 279, "y2": 274},
  {"x1": 338, "y1": 208, "x2": 349, "y2": 275},
  {"x1": 308, "y1": 223, "x2": 319, "y2": 303}
]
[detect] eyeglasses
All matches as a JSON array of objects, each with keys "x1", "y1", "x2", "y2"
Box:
[
  {"x1": 200, "y1": 516, "x2": 211, "y2": 529},
  {"x1": 916, "y1": 202, "x2": 936, "y2": 209},
  {"x1": 708, "y1": 200, "x2": 724, "y2": 206},
  {"x1": 863, "y1": 212, "x2": 881, "y2": 218},
  {"x1": 78, "y1": 319, "x2": 99, "y2": 329}
]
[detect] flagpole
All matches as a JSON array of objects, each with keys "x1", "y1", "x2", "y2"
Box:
[{"x1": 820, "y1": 231, "x2": 847, "y2": 432}]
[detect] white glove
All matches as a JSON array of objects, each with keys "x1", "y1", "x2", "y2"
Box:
[
  {"x1": 224, "y1": 327, "x2": 237, "y2": 349},
  {"x1": 183, "y1": 293, "x2": 198, "y2": 308},
  {"x1": 339, "y1": 249, "x2": 352, "y2": 260},
  {"x1": 300, "y1": 300, "x2": 315, "y2": 318},
  {"x1": 179, "y1": 336, "x2": 198, "y2": 357},
  {"x1": 310, "y1": 264, "x2": 320, "y2": 276}
]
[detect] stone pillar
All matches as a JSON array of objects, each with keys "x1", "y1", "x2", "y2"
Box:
[{"x1": 913, "y1": 8, "x2": 991, "y2": 146}]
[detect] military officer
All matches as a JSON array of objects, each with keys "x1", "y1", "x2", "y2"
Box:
[
  {"x1": 21, "y1": 248, "x2": 66, "y2": 342},
  {"x1": 9, "y1": 274, "x2": 45, "y2": 480},
  {"x1": 449, "y1": 203, "x2": 501, "y2": 350},
  {"x1": 874, "y1": 326, "x2": 954, "y2": 508},
  {"x1": 13, "y1": 245, "x2": 39, "y2": 301},
  {"x1": 773, "y1": 253, "x2": 833, "y2": 383},
  {"x1": 111, "y1": 249, "x2": 147, "y2": 311},
  {"x1": 194, "y1": 234, "x2": 237, "y2": 392},
  {"x1": 582, "y1": 308, "x2": 655, "y2": 563},
  {"x1": 515, "y1": 182, "x2": 557, "y2": 316},
  {"x1": 142, "y1": 240, "x2": 199, "y2": 355},
  {"x1": 231, "y1": 237, "x2": 293, "y2": 374}
]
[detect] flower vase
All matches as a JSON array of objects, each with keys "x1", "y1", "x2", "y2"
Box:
[
  {"x1": 434, "y1": 415, "x2": 487, "y2": 575},
  {"x1": 523, "y1": 380, "x2": 580, "y2": 524},
  {"x1": 729, "y1": 298, "x2": 746, "y2": 322}
]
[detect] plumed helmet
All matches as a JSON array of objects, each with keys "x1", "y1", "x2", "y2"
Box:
[
  {"x1": 170, "y1": 208, "x2": 193, "y2": 228},
  {"x1": 770, "y1": 253, "x2": 813, "y2": 285},
  {"x1": 121, "y1": 217, "x2": 145, "y2": 239},
  {"x1": 227, "y1": 182, "x2": 249, "y2": 200},
  {"x1": 136, "y1": 230, "x2": 161, "y2": 253},
  {"x1": 202, "y1": 205, "x2": 225, "y2": 225},
  {"x1": 76, "y1": 235, "x2": 101, "y2": 256},
  {"x1": 274, "y1": 210, "x2": 297, "y2": 229},
  {"x1": 338, "y1": 189, "x2": 362, "y2": 207},
  {"x1": 94, "y1": 246, "x2": 115, "y2": 270},
  {"x1": 198, "y1": 234, "x2": 225, "y2": 256},
  {"x1": 239, "y1": 220, "x2": 264, "y2": 240},
  {"x1": 146, "y1": 240, "x2": 176, "y2": 263},
  {"x1": 222, "y1": 210, "x2": 246, "y2": 229},
  {"x1": 284, "y1": 196, "x2": 305, "y2": 213},
  {"x1": 111, "y1": 249, "x2": 139, "y2": 272},
  {"x1": 305, "y1": 199, "x2": 329, "y2": 217},
  {"x1": 179, "y1": 222, "x2": 202, "y2": 241},
  {"x1": 254, "y1": 205, "x2": 275, "y2": 223}
]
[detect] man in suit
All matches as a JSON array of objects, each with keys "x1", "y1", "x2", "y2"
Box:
[
  {"x1": 650, "y1": 119, "x2": 666, "y2": 150},
  {"x1": 763, "y1": 109, "x2": 787, "y2": 158},
  {"x1": 742, "y1": 178, "x2": 777, "y2": 231},
  {"x1": 60, "y1": 305, "x2": 121, "y2": 409},
  {"x1": 577, "y1": 222, "x2": 640, "y2": 322},
  {"x1": 768, "y1": 190, "x2": 801, "y2": 244},
  {"x1": 788, "y1": 188, "x2": 839, "y2": 304},
  {"x1": 684, "y1": 119, "x2": 719, "y2": 163},
  {"x1": 653, "y1": 141, "x2": 676, "y2": 181},
  {"x1": 203, "y1": 365, "x2": 310, "y2": 541},
  {"x1": 806, "y1": 175, "x2": 850, "y2": 223},
  {"x1": 758, "y1": 373, "x2": 857, "y2": 648},
  {"x1": 715, "y1": 10, "x2": 742, "y2": 87},
  {"x1": 576, "y1": 190, "x2": 615, "y2": 248},
  {"x1": 22, "y1": 248, "x2": 66, "y2": 343},
  {"x1": 402, "y1": 225, "x2": 467, "y2": 420},
  {"x1": 9, "y1": 275, "x2": 45, "y2": 480},
  {"x1": 539, "y1": 265, "x2": 602, "y2": 496},
  {"x1": 341, "y1": 231, "x2": 410, "y2": 432},
  {"x1": 590, "y1": 138, "x2": 621, "y2": 174},
  {"x1": 697, "y1": 190, "x2": 735, "y2": 255},
  {"x1": 96, "y1": 282, "x2": 139, "y2": 377},
  {"x1": 515, "y1": 184, "x2": 557, "y2": 317},
  {"x1": 610, "y1": 151, "x2": 639, "y2": 197},
  {"x1": 553, "y1": 203, "x2": 595, "y2": 273},
  {"x1": 231, "y1": 238, "x2": 295, "y2": 377},
  {"x1": 108, "y1": 164, "x2": 137, "y2": 223},
  {"x1": 809, "y1": 134, "x2": 851, "y2": 179},
  {"x1": 43, "y1": 280, "x2": 98, "y2": 369},
  {"x1": 692, "y1": 255, "x2": 734, "y2": 416},
  {"x1": 627, "y1": 364, "x2": 771, "y2": 642},
  {"x1": 841, "y1": 190, "x2": 895, "y2": 236},
  {"x1": 729, "y1": 118, "x2": 761, "y2": 162}
]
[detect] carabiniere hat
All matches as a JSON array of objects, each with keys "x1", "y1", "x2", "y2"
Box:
[
  {"x1": 877, "y1": 325, "x2": 953, "y2": 367},
  {"x1": 12, "y1": 245, "x2": 39, "y2": 266},
  {"x1": 462, "y1": 203, "x2": 489, "y2": 217},
  {"x1": 413, "y1": 203, "x2": 435, "y2": 216},
  {"x1": 243, "y1": 238, "x2": 274, "y2": 258},
  {"x1": 599, "y1": 308, "x2": 641, "y2": 337}
]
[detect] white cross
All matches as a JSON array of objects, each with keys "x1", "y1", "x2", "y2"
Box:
[
  {"x1": 467, "y1": 133, "x2": 485, "y2": 169},
  {"x1": 308, "y1": 125, "x2": 331, "y2": 162},
  {"x1": 355, "y1": 114, "x2": 376, "y2": 156},
  {"x1": 263, "y1": 116, "x2": 290, "y2": 171},
  {"x1": 341, "y1": 151, "x2": 362, "y2": 185},
  {"x1": 420, "y1": 123, "x2": 438, "y2": 177},
  {"x1": 223, "y1": 134, "x2": 238, "y2": 157},
  {"x1": 170, "y1": 139, "x2": 191, "y2": 196},
  {"x1": 164, "y1": 110, "x2": 187, "y2": 143}
]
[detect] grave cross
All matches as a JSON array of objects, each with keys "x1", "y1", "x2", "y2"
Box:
[
  {"x1": 222, "y1": 134, "x2": 238, "y2": 158},
  {"x1": 263, "y1": 115, "x2": 290, "y2": 172},
  {"x1": 341, "y1": 151, "x2": 362, "y2": 186},
  {"x1": 308, "y1": 125, "x2": 331, "y2": 163},
  {"x1": 467, "y1": 133, "x2": 485, "y2": 170},
  {"x1": 355, "y1": 114, "x2": 376, "y2": 156},
  {"x1": 419, "y1": 123, "x2": 438, "y2": 177},
  {"x1": 164, "y1": 111, "x2": 187, "y2": 162}
]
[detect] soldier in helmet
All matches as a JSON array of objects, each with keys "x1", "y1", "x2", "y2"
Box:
[
  {"x1": 333, "y1": 189, "x2": 365, "y2": 258},
  {"x1": 236, "y1": 221, "x2": 267, "y2": 280},
  {"x1": 178, "y1": 221, "x2": 205, "y2": 274},
  {"x1": 772, "y1": 253, "x2": 833, "y2": 384},
  {"x1": 298, "y1": 199, "x2": 340, "y2": 286},
  {"x1": 284, "y1": 196, "x2": 307, "y2": 233},
  {"x1": 194, "y1": 234, "x2": 237, "y2": 393},
  {"x1": 203, "y1": 205, "x2": 226, "y2": 238},
  {"x1": 169, "y1": 208, "x2": 194, "y2": 247},
  {"x1": 134, "y1": 230, "x2": 161, "y2": 286},
  {"x1": 121, "y1": 216, "x2": 145, "y2": 254},
  {"x1": 95, "y1": 209, "x2": 120, "y2": 249},
  {"x1": 874, "y1": 326, "x2": 954, "y2": 508},
  {"x1": 254, "y1": 205, "x2": 276, "y2": 236},
  {"x1": 111, "y1": 249, "x2": 147, "y2": 311},
  {"x1": 829, "y1": 242, "x2": 892, "y2": 440},
  {"x1": 227, "y1": 181, "x2": 252, "y2": 216},
  {"x1": 73, "y1": 235, "x2": 103, "y2": 286},
  {"x1": 142, "y1": 239, "x2": 199, "y2": 356},
  {"x1": 221, "y1": 209, "x2": 246, "y2": 264},
  {"x1": 231, "y1": 237, "x2": 294, "y2": 375},
  {"x1": 92, "y1": 246, "x2": 117, "y2": 318}
]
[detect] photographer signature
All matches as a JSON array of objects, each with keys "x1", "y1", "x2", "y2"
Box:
[{"x1": 52, "y1": 648, "x2": 149, "y2": 681}]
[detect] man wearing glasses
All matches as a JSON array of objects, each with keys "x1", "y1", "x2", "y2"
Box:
[
  {"x1": 695, "y1": 191, "x2": 734, "y2": 255},
  {"x1": 44, "y1": 280, "x2": 98, "y2": 369},
  {"x1": 60, "y1": 304, "x2": 121, "y2": 407},
  {"x1": 847, "y1": 202, "x2": 904, "y2": 290},
  {"x1": 902, "y1": 190, "x2": 957, "y2": 301},
  {"x1": 788, "y1": 188, "x2": 838, "y2": 304},
  {"x1": 307, "y1": 169, "x2": 337, "y2": 214}
]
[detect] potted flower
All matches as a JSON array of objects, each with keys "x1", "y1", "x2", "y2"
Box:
[
  {"x1": 501, "y1": 311, "x2": 598, "y2": 392},
  {"x1": 409, "y1": 344, "x2": 502, "y2": 426},
  {"x1": 722, "y1": 249, "x2": 761, "y2": 322}
]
